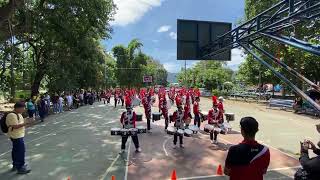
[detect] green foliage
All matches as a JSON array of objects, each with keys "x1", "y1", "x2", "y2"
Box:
[
  {"x1": 177, "y1": 61, "x2": 233, "y2": 90},
  {"x1": 238, "y1": 0, "x2": 320, "y2": 89},
  {"x1": 112, "y1": 39, "x2": 168, "y2": 88},
  {"x1": 0, "y1": 0, "x2": 116, "y2": 97}
]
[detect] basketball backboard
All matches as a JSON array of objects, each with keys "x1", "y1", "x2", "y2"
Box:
[{"x1": 177, "y1": 19, "x2": 232, "y2": 61}]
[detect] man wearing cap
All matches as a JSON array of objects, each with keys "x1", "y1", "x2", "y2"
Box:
[
  {"x1": 6, "y1": 102, "x2": 33, "y2": 174},
  {"x1": 120, "y1": 105, "x2": 141, "y2": 153},
  {"x1": 172, "y1": 104, "x2": 186, "y2": 148},
  {"x1": 142, "y1": 91, "x2": 152, "y2": 132},
  {"x1": 224, "y1": 117, "x2": 270, "y2": 180}
]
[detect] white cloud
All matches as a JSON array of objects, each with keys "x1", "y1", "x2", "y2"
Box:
[
  {"x1": 169, "y1": 32, "x2": 177, "y2": 40},
  {"x1": 157, "y1": 25, "x2": 171, "y2": 33},
  {"x1": 229, "y1": 48, "x2": 246, "y2": 65},
  {"x1": 112, "y1": 0, "x2": 164, "y2": 26}
]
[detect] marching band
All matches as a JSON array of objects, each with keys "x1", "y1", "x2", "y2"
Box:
[{"x1": 108, "y1": 86, "x2": 233, "y2": 153}]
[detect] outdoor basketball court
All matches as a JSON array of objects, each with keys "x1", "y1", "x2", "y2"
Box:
[{"x1": 124, "y1": 120, "x2": 299, "y2": 180}]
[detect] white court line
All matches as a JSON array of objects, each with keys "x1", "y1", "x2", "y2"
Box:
[
  {"x1": 124, "y1": 139, "x2": 132, "y2": 180},
  {"x1": 98, "y1": 154, "x2": 120, "y2": 180},
  {"x1": 163, "y1": 137, "x2": 173, "y2": 156}
]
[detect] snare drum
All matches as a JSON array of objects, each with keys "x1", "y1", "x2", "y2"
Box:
[
  {"x1": 129, "y1": 128, "x2": 138, "y2": 136},
  {"x1": 188, "y1": 125, "x2": 200, "y2": 134},
  {"x1": 213, "y1": 127, "x2": 222, "y2": 133},
  {"x1": 167, "y1": 126, "x2": 176, "y2": 135},
  {"x1": 152, "y1": 112, "x2": 161, "y2": 121},
  {"x1": 177, "y1": 129, "x2": 184, "y2": 135},
  {"x1": 225, "y1": 113, "x2": 235, "y2": 122},
  {"x1": 121, "y1": 129, "x2": 130, "y2": 136},
  {"x1": 136, "y1": 113, "x2": 143, "y2": 121},
  {"x1": 184, "y1": 129, "x2": 193, "y2": 137},
  {"x1": 137, "y1": 126, "x2": 147, "y2": 134},
  {"x1": 111, "y1": 128, "x2": 121, "y2": 136},
  {"x1": 204, "y1": 124, "x2": 214, "y2": 132}
]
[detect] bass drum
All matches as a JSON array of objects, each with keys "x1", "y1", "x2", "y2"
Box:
[{"x1": 184, "y1": 129, "x2": 193, "y2": 137}]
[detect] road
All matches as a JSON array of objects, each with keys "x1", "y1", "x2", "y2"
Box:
[{"x1": 0, "y1": 97, "x2": 318, "y2": 180}]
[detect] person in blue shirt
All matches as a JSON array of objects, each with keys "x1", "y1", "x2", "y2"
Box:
[{"x1": 26, "y1": 99, "x2": 35, "y2": 120}]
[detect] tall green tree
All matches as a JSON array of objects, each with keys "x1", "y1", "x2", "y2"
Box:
[{"x1": 238, "y1": 0, "x2": 320, "y2": 90}]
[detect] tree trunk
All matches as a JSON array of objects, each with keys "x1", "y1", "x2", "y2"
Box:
[{"x1": 31, "y1": 70, "x2": 45, "y2": 97}]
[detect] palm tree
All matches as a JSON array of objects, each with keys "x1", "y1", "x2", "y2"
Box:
[{"x1": 112, "y1": 39, "x2": 146, "y2": 88}]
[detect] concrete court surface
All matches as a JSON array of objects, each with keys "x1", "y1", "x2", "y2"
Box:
[{"x1": 0, "y1": 97, "x2": 318, "y2": 180}]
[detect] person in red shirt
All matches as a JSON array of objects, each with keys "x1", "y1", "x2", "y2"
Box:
[
  {"x1": 160, "y1": 96, "x2": 169, "y2": 130},
  {"x1": 120, "y1": 105, "x2": 141, "y2": 153},
  {"x1": 142, "y1": 91, "x2": 152, "y2": 132},
  {"x1": 217, "y1": 96, "x2": 225, "y2": 122},
  {"x1": 207, "y1": 103, "x2": 222, "y2": 144},
  {"x1": 193, "y1": 97, "x2": 201, "y2": 128},
  {"x1": 172, "y1": 104, "x2": 186, "y2": 148},
  {"x1": 224, "y1": 117, "x2": 270, "y2": 180}
]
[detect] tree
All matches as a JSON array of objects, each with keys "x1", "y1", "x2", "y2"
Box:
[
  {"x1": 0, "y1": 0, "x2": 116, "y2": 98},
  {"x1": 177, "y1": 61, "x2": 233, "y2": 90},
  {"x1": 238, "y1": 0, "x2": 320, "y2": 91}
]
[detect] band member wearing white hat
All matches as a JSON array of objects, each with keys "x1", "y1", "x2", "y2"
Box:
[
  {"x1": 120, "y1": 105, "x2": 141, "y2": 153},
  {"x1": 172, "y1": 104, "x2": 186, "y2": 148},
  {"x1": 208, "y1": 96, "x2": 223, "y2": 144}
]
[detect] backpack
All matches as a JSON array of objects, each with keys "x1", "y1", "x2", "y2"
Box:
[{"x1": 0, "y1": 112, "x2": 19, "y2": 133}]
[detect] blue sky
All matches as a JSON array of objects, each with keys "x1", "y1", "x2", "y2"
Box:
[{"x1": 103, "y1": 0, "x2": 246, "y2": 73}]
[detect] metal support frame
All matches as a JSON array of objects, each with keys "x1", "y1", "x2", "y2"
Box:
[{"x1": 200, "y1": 0, "x2": 320, "y2": 112}]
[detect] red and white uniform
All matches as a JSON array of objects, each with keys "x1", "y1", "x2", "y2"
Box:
[
  {"x1": 173, "y1": 110, "x2": 186, "y2": 129},
  {"x1": 217, "y1": 101, "x2": 224, "y2": 122},
  {"x1": 193, "y1": 101, "x2": 200, "y2": 115},
  {"x1": 208, "y1": 108, "x2": 221, "y2": 124},
  {"x1": 120, "y1": 111, "x2": 137, "y2": 129},
  {"x1": 142, "y1": 94, "x2": 152, "y2": 119}
]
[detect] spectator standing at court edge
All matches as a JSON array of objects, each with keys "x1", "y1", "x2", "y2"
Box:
[
  {"x1": 66, "y1": 93, "x2": 73, "y2": 110},
  {"x1": 52, "y1": 93, "x2": 59, "y2": 114},
  {"x1": 224, "y1": 117, "x2": 270, "y2": 180},
  {"x1": 5, "y1": 102, "x2": 33, "y2": 174},
  {"x1": 26, "y1": 99, "x2": 35, "y2": 120},
  {"x1": 38, "y1": 95, "x2": 47, "y2": 122},
  {"x1": 58, "y1": 95, "x2": 64, "y2": 113}
]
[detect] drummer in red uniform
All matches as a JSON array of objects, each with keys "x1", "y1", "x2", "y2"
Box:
[
  {"x1": 207, "y1": 96, "x2": 223, "y2": 144},
  {"x1": 142, "y1": 91, "x2": 152, "y2": 132},
  {"x1": 172, "y1": 102, "x2": 186, "y2": 148},
  {"x1": 160, "y1": 95, "x2": 169, "y2": 130},
  {"x1": 120, "y1": 104, "x2": 141, "y2": 153},
  {"x1": 193, "y1": 96, "x2": 201, "y2": 128}
]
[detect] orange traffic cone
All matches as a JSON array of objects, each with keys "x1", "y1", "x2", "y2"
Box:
[
  {"x1": 171, "y1": 169, "x2": 177, "y2": 180},
  {"x1": 111, "y1": 175, "x2": 116, "y2": 180},
  {"x1": 216, "y1": 164, "x2": 223, "y2": 175}
]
